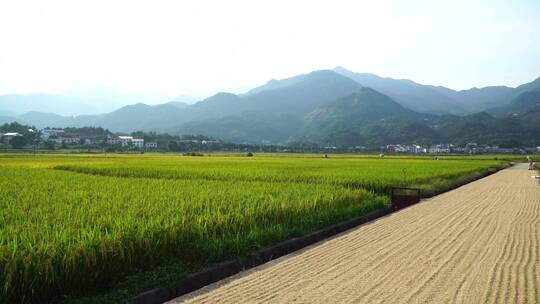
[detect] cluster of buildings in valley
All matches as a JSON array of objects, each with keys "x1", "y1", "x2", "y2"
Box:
[
  {"x1": 384, "y1": 143, "x2": 540, "y2": 155},
  {"x1": 5, "y1": 128, "x2": 159, "y2": 149},
  {"x1": 41, "y1": 128, "x2": 85, "y2": 144}
]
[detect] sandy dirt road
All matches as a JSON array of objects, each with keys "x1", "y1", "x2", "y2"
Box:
[{"x1": 172, "y1": 165, "x2": 540, "y2": 303}]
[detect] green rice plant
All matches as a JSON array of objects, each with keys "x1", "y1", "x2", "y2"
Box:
[
  {"x1": 53, "y1": 156, "x2": 507, "y2": 195},
  {"x1": 0, "y1": 154, "x2": 508, "y2": 302},
  {"x1": 0, "y1": 164, "x2": 385, "y2": 303}
]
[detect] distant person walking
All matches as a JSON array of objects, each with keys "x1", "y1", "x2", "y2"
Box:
[{"x1": 527, "y1": 155, "x2": 535, "y2": 170}]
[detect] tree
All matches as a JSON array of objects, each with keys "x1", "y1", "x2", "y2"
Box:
[
  {"x1": 44, "y1": 141, "x2": 55, "y2": 150},
  {"x1": 168, "y1": 141, "x2": 179, "y2": 151},
  {"x1": 0, "y1": 122, "x2": 39, "y2": 140},
  {"x1": 10, "y1": 136, "x2": 27, "y2": 149}
]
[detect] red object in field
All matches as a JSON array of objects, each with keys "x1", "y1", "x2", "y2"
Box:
[
  {"x1": 387, "y1": 146, "x2": 396, "y2": 155},
  {"x1": 391, "y1": 187, "x2": 421, "y2": 211}
]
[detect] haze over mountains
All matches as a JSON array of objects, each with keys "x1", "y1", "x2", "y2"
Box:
[
  {"x1": 0, "y1": 86, "x2": 182, "y2": 117},
  {"x1": 2, "y1": 67, "x2": 540, "y2": 147},
  {"x1": 332, "y1": 67, "x2": 517, "y2": 115}
]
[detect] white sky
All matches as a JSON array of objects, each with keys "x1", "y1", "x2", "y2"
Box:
[{"x1": 0, "y1": 0, "x2": 539, "y2": 99}]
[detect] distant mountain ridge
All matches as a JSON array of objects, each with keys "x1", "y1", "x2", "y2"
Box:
[
  {"x1": 2, "y1": 68, "x2": 540, "y2": 147},
  {"x1": 168, "y1": 70, "x2": 364, "y2": 142},
  {"x1": 332, "y1": 67, "x2": 521, "y2": 115}
]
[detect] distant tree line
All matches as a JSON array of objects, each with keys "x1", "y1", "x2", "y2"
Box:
[{"x1": 0, "y1": 122, "x2": 40, "y2": 148}]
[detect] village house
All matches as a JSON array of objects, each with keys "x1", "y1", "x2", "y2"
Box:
[
  {"x1": 132, "y1": 138, "x2": 144, "y2": 148},
  {"x1": 40, "y1": 128, "x2": 107, "y2": 145},
  {"x1": 201, "y1": 140, "x2": 219, "y2": 145},
  {"x1": 107, "y1": 136, "x2": 130, "y2": 146},
  {"x1": 107, "y1": 136, "x2": 144, "y2": 147},
  {"x1": 428, "y1": 144, "x2": 452, "y2": 154},
  {"x1": 386, "y1": 144, "x2": 408, "y2": 154},
  {"x1": 118, "y1": 136, "x2": 133, "y2": 146},
  {"x1": 50, "y1": 134, "x2": 80, "y2": 144},
  {"x1": 0, "y1": 132, "x2": 22, "y2": 144},
  {"x1": 41, "y1": 128, "x2": 65, "y2": 140},
  {"x1": 408, "y1": 144, "x2": 425, "y2": 154}
]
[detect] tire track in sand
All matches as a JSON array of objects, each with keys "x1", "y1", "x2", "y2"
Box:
[{"x1": 171, "y1": 165, "x2": 540, "y2": 304}]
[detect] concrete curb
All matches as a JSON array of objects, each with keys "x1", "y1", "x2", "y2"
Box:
[{"x1": 132, "y1": 208, "x2": 392, "y2": 304}]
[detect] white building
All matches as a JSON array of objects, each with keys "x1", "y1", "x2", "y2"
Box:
[
  {"x1": 41, "y1": 128, "x2": 65, "y2": 140},
  {"x1": 0, "y1": 132, "x2": 21, "y2": 143},
  {"x1": 406, "y1": 144, "x2": 424, "y2": 154},
  {"x1": 132, "y1": 138, "x2": 144, "y2": 148},
  {"x1": 118, "y1": 136, "x2": 134, "y2": 147},
  {"x1": 428, "y1": 144, "x2": 452, "y2": 154},
  {"x1": 50, "y1": 134, "x2": 80, "y2": 144},
  {"x1": 107, "y1": 136, "x2": 144, "y2": 147}
]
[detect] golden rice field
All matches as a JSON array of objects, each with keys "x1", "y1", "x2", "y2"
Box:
[{"x1": 0, "y1": 153, "x2": 510, "y2": 303}]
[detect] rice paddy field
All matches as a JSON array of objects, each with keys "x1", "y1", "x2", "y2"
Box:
[{"x1": 0, "y1": 153, "x2": 513, "y2": 303}]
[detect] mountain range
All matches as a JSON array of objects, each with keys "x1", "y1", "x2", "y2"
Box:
[
  {"x1": 2, "y1": 67, "x2": 540, "y2": 147},
  {"x1": 0, "y1": 87, "x2": 178, "y2": 117}
]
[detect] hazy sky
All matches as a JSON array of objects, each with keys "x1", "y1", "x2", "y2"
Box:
[{"x1": 1, "y1": 0, "x2": 539, "y2": 99}]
